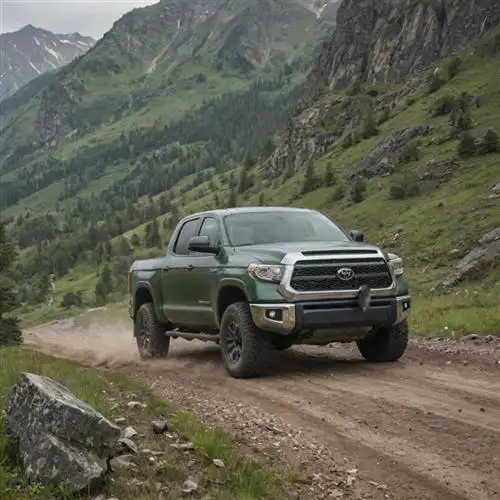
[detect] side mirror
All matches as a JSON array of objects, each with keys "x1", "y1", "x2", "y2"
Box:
[
  {"x1": 349, "y1": 230, "x2": 364, "y2": 242},
  {"x1": 188, "y1": 235, "x2": 218, "y2": 254}
]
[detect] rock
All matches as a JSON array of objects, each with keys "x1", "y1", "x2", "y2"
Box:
[
  {"x1": 460, "y1": 334, "x2": 478, "y2": 342},
  {"x1": 213, "y1": 458, "x2": 225, "y2": 468},
  {"x1": 267, "y1": 96, "x2": 363, "y2": 178},
  {"x1": 182, "y1": 479, "x2": 198, "y2": 494},
  {"x1": 127, "y1": 401, "x2": 147, "y2": 409},
  {"x1": 171, "y1": 441, "x2": 195, "y2": 451},
  {"x1": 109, "y1": 454, "x2": 137, "y2": 471},
  {"x1": 348, "y1": 126, "x2": 434, "y2": 182},
  {"x1": 115, "y1": 417, "x2": 127, "y2": 425},
  {"x1": 4, "y1": 373, "x2": 121, "y2": 494},
  {"x1": 117, "y1": 437, "x2": 138, "y2": 454},
  {"x1": 492, "y1": 182, "x2": 500, "y2": 193},
  {"x1": 441, "y1": 227, "x2": 500, "y2": 287},
  {"x1": 152, "y1": 419, "x2": 169, "y2": 434},
  {"x1": 123, "y1": 426, "x2": 137, "y2": 439}
]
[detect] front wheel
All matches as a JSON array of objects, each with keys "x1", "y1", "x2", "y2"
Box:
[
  {"x1": 219, "y1": 302, "x2": 273, "y2": 378},
  {"x1": 356, "y1": 320, "x2": 409, "y2": 362},
  {"x1": 135, "y1": 303, "x2": 170, "y2": 359}
]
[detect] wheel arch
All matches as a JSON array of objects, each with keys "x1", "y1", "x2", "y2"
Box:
[
  {"x1": 216, "y1": 282, "x2": 249, "y2": 324},
  {"x1": 133, "y1": 283, "x2": 161, "y2": 322}
]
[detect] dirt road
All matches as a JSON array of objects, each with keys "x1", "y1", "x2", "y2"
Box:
[{"x1": 25, "y1": 317, "x2": 500, "y2": 500}]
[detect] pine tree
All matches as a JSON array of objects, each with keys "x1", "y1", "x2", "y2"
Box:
[
  {"x1": 301, "y1": 163, "x2": 318, "y2": 194},
  {"x1": 0, "y1": 223, "x2": 22, "y2": 346},
  {"x1": 227, "y1": 186, "x2": 237, "y2": 207},
  {"x1": 324, "y1": 163, "x2": 336, "y2": 186}
]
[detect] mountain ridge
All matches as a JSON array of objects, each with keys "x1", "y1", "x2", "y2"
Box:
[{"x1": 0, "y1": 25, "x2": 95, "y2": 102}]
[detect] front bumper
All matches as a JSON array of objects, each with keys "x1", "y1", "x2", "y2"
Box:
[{"x1": 250, "y1": 295, "x2": 411, "y2": 335}]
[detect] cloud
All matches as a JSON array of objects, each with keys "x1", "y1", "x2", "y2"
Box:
[{"x1": 0, "y1": 0, "x2": 158, "y2": 39}]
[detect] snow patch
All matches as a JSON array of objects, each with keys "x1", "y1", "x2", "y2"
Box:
[
  {"x1": 44, "y1": 46, "x2": 62, "y2": 60},
  {"x1": 29, "y1": 60, "x2": 41, "y2": 74},
  {"x1": 34, "y1": 37, "x2": 40, "y2": 46}
]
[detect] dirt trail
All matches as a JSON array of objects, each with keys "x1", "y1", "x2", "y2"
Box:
[{"x1": 25, "y1": 318, "x2": 500, "y2": 500}]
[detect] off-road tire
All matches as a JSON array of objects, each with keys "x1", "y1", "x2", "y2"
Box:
[
  {"x1": 135, "y1": 303, "x2": 170, "y2": 359},
  {"x1": 356, "y1": 319, "x2": 409, "y2": 362},
  {"x1": 219, "y1": 302, "x2": 273, "y2": 378}
]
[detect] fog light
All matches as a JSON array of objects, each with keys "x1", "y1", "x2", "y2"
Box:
[{"x1": 265, "y1": 309, "x2": 283, "y2": 321}]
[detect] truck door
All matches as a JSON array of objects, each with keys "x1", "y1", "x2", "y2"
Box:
[
  {"x1": 187, "y1": 216, "x2": 221, "y2": 329},
  {"x1": 161, "y1": 217, "x2": 201, "y2": 325}
]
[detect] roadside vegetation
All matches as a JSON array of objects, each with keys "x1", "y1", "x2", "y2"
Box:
[{"x1": 0, "y1": 347, "x2": 291, "y2": 499}]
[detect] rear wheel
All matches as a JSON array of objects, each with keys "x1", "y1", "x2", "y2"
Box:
[
  {"x1": 219, "y1": 302, "x2": 272, "y2": 378},
  {"x1": 356, "y1": 319, "x2": 408, "y2": 362},
  {"x1": 135, "y1": 303, "x2": 170, "y2": 359}
]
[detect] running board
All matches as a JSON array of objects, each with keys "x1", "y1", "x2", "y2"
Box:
[{"x1": 165, "y1": 331, "x2": 219, "y2": 343}]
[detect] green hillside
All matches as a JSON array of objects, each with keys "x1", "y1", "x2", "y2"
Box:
[{"x1": 1, "y1": 0, "x2": 499, "y2": 337}]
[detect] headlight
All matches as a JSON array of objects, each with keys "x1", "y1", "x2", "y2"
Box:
[
  {"x1": 387, "y1": 253, "x2": 404, "y2": 277},
  {"x1": 248, "y1": 263, "x2": 285, "y2": 283}
]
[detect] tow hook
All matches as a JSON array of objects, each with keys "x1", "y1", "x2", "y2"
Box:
[{"x1": 357, "y1": 285, "x2": 371, "y2": 313}]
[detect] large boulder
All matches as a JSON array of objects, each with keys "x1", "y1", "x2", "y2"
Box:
[
  {"x1": 347, "y1": 125, "x2": 434, "y2": 182},
  {"x1": 441, "y1": 228, "x2": 500, "y2": 287},
  {"x1": 4, "y1": 372, "x2": 121, "y2": 494}
]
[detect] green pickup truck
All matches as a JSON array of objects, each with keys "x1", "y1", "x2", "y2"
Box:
[{"x1": 128, "y1": 207, "x2": 411, "y2": 378}]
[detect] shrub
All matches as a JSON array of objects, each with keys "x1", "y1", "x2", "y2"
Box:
[
  {"x1": 342, "y1": 133, "x2": 353, "y2": 149},
  {"x1": 351, "y1": 179, "x2": 367, "y2": 203},
  {"x1": 361, "y1": 111, "x2": 379, "y2": 139},
  {"x1": 478, "y1": 128, "x2": 499, "y2": 154},
  {"x1": 398, "y1": 142, "x2": 420, "y2": 165},
  {"x1": 430, "y1": 94, "x2": 455, "y2": 117},
  {"x1": 377, "y1": 106, "x2": 391, "y2": 125},
  {"x1": 331, "y1": 184, "x2": 345, "y2": 201},
  {"x1": 446, "y1": 56, "x2": 463, "y2": 80},
  {"x1": 458, "y1": 132, "x2": 476, "y2": 158},
  {"x1": 426, "y1": 71, "x2": 445, "y2": 94},
  {"x1": 390, "y1": 174, "x2": 421, "y2": 200},
  {"x1": 347, "y1": 79, "x2": 362, "y2": 96},
  {"x1": 324, "y1": 163, "x2": 337, "y2": 186}
]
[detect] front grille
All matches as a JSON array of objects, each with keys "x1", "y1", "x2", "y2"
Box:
[{"x1": 290, "y1": 258, "x2": 393, "y2": 292}]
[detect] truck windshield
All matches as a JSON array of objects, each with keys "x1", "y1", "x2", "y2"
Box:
[{"x1": 223, "y1": 211, "x2": 350, "y2": 246}]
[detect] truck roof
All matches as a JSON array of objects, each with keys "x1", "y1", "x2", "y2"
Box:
[{"x1": 192, "y1": 206, "x2": 316, "y2": 217}]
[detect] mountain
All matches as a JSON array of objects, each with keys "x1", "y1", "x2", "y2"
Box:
[
  {"x1": 0, "y1": 25, "x2": 95, "y2": 102},
  {"x1": 1, "y1": 0, "x2": 499, "y2": 337}
]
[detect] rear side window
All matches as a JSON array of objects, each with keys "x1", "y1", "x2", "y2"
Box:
[{"x1": 174, "y1": 218, "x2": 199, "y2": 255}]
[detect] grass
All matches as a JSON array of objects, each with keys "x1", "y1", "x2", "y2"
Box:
[{"x1": 0, "y1": 347, "x2": 291, "y2": 499}]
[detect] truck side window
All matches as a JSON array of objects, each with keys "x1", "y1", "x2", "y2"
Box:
[
  {"x1": 174, "y1": 218, "x2": 199, "y2": 255},
  {"x1": 199, "y1": 217, "x2": 218, "y2": 246}
]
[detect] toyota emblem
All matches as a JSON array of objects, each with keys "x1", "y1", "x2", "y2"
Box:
[{"x1": 337, "y1": 267, "x2": 355, "y2": 281}]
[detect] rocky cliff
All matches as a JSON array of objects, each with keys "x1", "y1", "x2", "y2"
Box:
[
  {"x1": 0, "y1": 25, "x2": 94, "y2": 102},
  {"x1": 305, "y1": 0, "x2": 500, "y2": 99},
  {"x1": 269, "y1": 0, "x2": 500, "y2": 178}
]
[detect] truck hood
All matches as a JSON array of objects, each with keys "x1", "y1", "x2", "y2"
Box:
[{"x1": 233, "y1": 241, "x2": 382, "y2": 263}]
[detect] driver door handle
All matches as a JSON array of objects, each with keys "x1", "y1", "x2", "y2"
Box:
[
  {"x1": 187, "y1": 264, "x2": 195, "y2": 271},
  {"x1": 163, "y1": 265, "x2": 171, "y2": 272}
]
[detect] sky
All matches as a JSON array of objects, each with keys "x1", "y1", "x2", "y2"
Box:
[{"x1": 0, "y1": 0, "x2": 157, "y2": 39}]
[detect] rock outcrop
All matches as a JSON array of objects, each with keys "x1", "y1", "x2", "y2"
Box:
[
  {"x1": 268, "y1": 95, "x2": 364, "y2": 178},
  {"x1": 270, "y1": 0, "x2": 500, "y2": 178},
  {"x1": 347, "y1": 125, "x2": 434, "y2": 181},
  {"x1": 304, "y1": 0, "x2": 500, "y2": 100},
  {"x1": 4, "y1": 372, "x2": 121, "y2": 494},
  {"x1": 441, "y1": 228, "x2": 500, "y2": 287}
]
